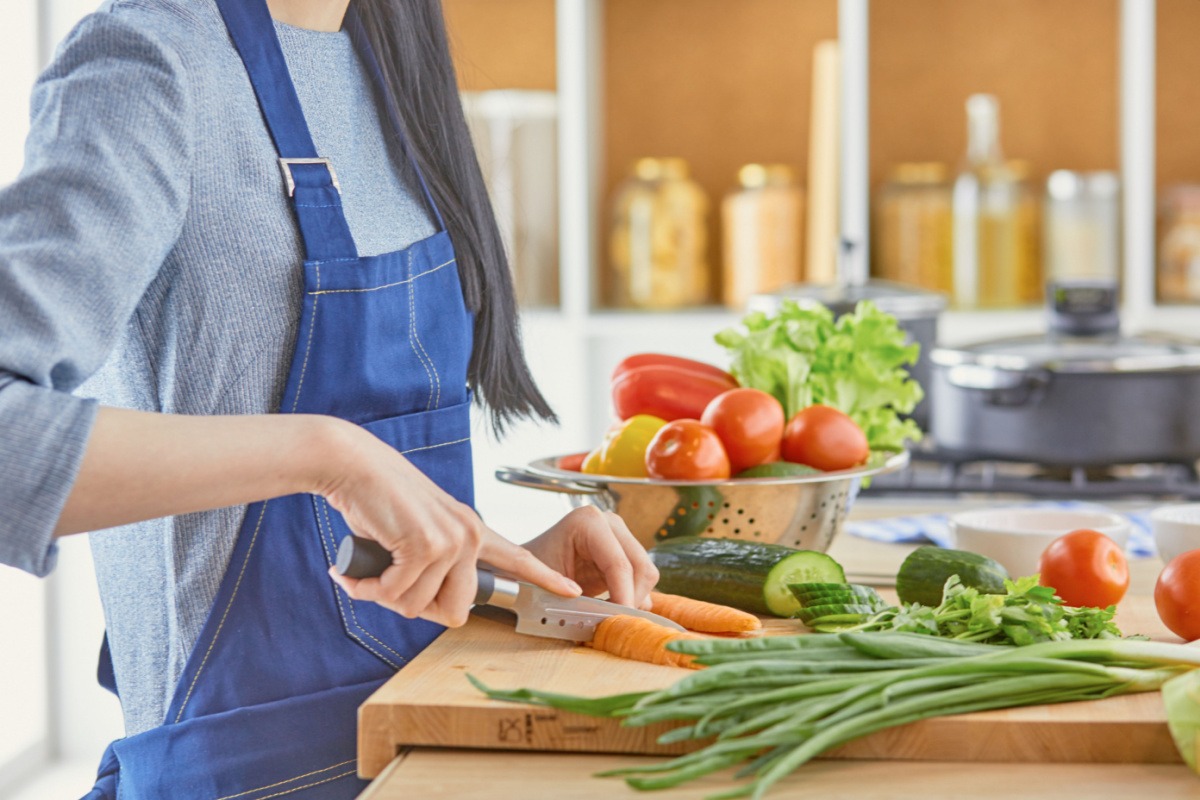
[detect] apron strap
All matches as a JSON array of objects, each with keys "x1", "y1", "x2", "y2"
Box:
[
  {"x1": 344, "y1": 9, "x2": 448, "y2": 233},
  {"x1": 214, "y1": 0, "x2": 359, "y2": 263}
]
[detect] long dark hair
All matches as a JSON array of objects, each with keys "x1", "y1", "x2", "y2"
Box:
[{"x1": 352, "y1": 0, "x2": 555, "y2": 433}]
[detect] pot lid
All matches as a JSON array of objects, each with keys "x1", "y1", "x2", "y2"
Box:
[
  {"x1": 748, "y1": 279, "x2": 947, "y2": 319},
  {"x1": 932, "y1": 332, "x2": 1200, "y2": 374}
]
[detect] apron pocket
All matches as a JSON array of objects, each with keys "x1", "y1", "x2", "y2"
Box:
[
  {"x1": 311, "y1": 399, "x2": 474, "y2": 669},
  {"x1": 358, "y1": 398, "x2": 475, "y2": 508},
  {"x1": 104, "y1": 678, "x2": 378, "y2": 800}
]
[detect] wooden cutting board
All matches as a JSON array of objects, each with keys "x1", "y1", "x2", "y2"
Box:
[{"x1": 357, "y1": 595, "x2": 1184, "y2": 777}]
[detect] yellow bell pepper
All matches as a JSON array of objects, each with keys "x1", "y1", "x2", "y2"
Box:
[
  {"x1": 581, "y1": 447, "x2": 604, "y2": 474},
  {"x1": 596, "y1": 414, "x2": 667, "y2": 478}
]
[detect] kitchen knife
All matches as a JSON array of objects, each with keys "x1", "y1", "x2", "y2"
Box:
[{"x1": 334, "y1": 535, "x2": 685, "y2": 642}]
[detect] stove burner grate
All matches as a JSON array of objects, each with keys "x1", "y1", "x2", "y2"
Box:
[{"x1": 864, "y1": 443, "x2": 1200, "y2": 500}]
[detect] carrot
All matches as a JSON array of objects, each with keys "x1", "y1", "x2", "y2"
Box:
[
  {"x1": 648, "y1": 591, "x2": 762, "y2": 634},
  {"x1": 590, "y1": 615, "x2": 703, "y2": 669}
]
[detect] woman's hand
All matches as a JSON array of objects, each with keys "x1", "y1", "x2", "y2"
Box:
[
  {"x1": 522, "y1": 506, "x2": 659, "y2": 609},
  {"x1": 318, "y1": 422, "x2": 581, "y2": 628}
]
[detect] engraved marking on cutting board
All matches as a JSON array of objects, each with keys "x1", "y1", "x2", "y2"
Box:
[
  {"x1": 496, "y1": 711, "x2": 601, "y2": 743},
  {"x1": 498, "y1": 717, "x2": 524, "y2": 743}
]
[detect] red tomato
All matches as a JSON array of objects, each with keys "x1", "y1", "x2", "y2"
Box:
[
  {"x1": 612, "y1": 365, "x2": 737, "y2": 422},
  {"x1": 700, "y1": 388, "x2": 786, "y2": 473},
  {"x1": 1038, "y1": 529, "x2": 1130, "y2": 608},
  {"x1": 1155, "y1": 550, "x2": 1200, "y2": 641},
  {"x1": 644, "y1": 420, "x2": 731, "y2": 481},
  {"x1": 611, "y1": 353, "x2": 734, "y2": 385},
  {"x1": 780, "y1": 405, "x2": 869, "y2": 472},
  {"x1": 557, "y1": 452, "x2": 587, "y2": 472}
]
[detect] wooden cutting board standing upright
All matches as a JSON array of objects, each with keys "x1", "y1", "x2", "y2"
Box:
[{"x1": 357, "y1": 596, "x2": 1183, "y2": 778}]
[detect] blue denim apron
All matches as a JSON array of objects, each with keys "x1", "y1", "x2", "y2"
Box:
[{"x1": 84, "y1": 2, "x2": 473, "y2": 797}]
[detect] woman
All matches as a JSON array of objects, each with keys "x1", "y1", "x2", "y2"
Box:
[{"x1": 0, "y1": 0, "x2": 658, "y2": 796}]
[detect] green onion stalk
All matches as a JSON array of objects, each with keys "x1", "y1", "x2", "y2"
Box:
[{"x1": 471, "y1": 632, "x2": 1200, "y2": 799}]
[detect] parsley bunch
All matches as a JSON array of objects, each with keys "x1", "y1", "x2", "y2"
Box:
[{"x1": 817, "y1": 575, "x2": 1126, "y2": 645}]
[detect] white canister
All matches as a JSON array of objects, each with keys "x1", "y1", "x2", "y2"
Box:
[{"x1": 461, "y1": 90, "x2": 559, "y2": 308}]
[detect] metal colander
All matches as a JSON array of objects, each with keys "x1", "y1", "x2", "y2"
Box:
[{"x1": 495, "y1": 451, "x2": 909, "y2": 551}]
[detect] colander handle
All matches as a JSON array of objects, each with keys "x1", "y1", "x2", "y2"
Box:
[{"x1": 494, "y1": 466, "x2": 608, "y2": 496}]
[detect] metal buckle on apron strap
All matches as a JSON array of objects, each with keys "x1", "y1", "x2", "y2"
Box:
[{"x1": 278, "y1": 157, "x2": 342, "y2": 197}]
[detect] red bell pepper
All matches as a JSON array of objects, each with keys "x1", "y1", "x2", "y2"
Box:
[{"x1": 611, "y1": 359, "x2": 737, "y2": 422}]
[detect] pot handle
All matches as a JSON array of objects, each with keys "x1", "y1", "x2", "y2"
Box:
[
  {"x1": 494, "y1": 466, "x2": 608, "y2": 496},
  {"x1": 945, "y1": 365, "x2": 1050, "y2": 407}
]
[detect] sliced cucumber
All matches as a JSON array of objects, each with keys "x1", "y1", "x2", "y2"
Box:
[
  {"x1": 796, "y1": 603, "x2": 880, "y2": 624},
  {"x1": 763, "y1": 552, "x2": 847, "y2": 617},
  {"x1": 788, "y1": 583, "x2": 884, "y2": 607},
  {"x1": 649, "y1": 536, "x2": 847, "y2": 617}
]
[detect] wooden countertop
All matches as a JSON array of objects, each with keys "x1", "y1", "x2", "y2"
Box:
[{"x1": 357, "y1": 503, "x2": 1199, "y2": 799}]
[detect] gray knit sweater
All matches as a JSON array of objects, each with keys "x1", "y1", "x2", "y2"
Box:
[{"x1": 0, "y1": 0, "x2": 435, "y2": 735}]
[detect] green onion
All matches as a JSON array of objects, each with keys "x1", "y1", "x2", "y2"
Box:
[
  {"x1": 1165, "y1": 668, "x2": 1200, "y2": 773},
  {"x1": 470, "y1": 632, "x2": 1200, "y2": 798}
]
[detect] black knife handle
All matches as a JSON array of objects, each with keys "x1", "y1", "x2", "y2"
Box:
[
  {"x1": 335, "y1": 535, "x2": 495, "y2": 606},
  {"x1": 335, "y1": 535, "x2": 390, "y2": 578}
]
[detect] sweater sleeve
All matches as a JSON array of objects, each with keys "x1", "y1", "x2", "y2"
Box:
[{"x1": 0, "y1": 10, "x2": 193, "y2": 576}]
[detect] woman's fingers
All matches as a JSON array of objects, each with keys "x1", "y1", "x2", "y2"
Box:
[
  {"x1": 480, "y1": 529, "x2": 582, "y2": 598},
  {"x1": 425, "y1": 556, "x2": 479, "y2": 627},
  {"x1": 384, "y1": 558, "x2": 454, "y2": 619},
  {"x1": 568, "y1": 508, "x2": 638, "y2": 607},
  {"x1": 602, "y1": 511, "x2": 659, "y2": 609}
]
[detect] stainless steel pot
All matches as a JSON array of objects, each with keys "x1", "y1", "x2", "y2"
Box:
[{"x1": 931, "y1": 302, "x2": 1200, "y2": 466}]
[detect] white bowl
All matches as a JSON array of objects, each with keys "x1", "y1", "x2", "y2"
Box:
[
  {"x1": 949, "y1": 507, "x2": 1132, "y2": 579},
  {"x1": 1150, "y1": 503, "x2": 1200, "y2": 565}
]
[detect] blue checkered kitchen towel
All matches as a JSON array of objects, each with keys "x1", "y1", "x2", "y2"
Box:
[{"x1": 847, "y1": 500, "x2": 1156, "y2": 558}]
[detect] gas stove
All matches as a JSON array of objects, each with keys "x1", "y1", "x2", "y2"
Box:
[{"x1": 864, "y1": 441, "x2": 1200, "y2": 501}]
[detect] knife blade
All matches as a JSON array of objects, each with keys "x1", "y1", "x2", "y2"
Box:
[{"x1": 335, "y1": 535, "x2": 684, "y2": 642}]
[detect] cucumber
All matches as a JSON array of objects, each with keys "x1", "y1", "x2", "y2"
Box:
[
  {"x1": 649, "y1": 536, "x2": 846, "y2": 616},
  {"x1": 895, "y1": 546, "x2": 1011, "y2": 607},
  {"x1": 788, "y1": 583, "x2": 884, "y2": 607},
  {"x1": 736, "y1": 462, "x2": 823, "y2": 479}
]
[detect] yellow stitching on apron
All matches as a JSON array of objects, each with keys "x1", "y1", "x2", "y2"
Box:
[
  {"x1": 319, "y1": 499, "x2": 406, "y2": 663},
  {"x1": 405, "y1": 250, "x2": 437, "y2": 411},
  {"x1": 214, "y1": 759, "x2": 356, "y2": 800},
  {"x1": 305, "y1": 258, "x2": 455, "y2": 295},
  {"x1": 232, "y1": 768, "x2": 358, "y2": 800},
  {"x1": 313, "y1": 498, "x2": 400, "y2": 669},
  {"x1": 406, "y1": 253, "x2": 442, "y2": 410},
  {"x1": 174, "y1": 499, "x2": 270, "y2": 722},
  {"x1": 289, "y1": 264, "x2": 321, "y2": 413},
  {"x1": 399, "y1": 436, "x2": 471, "y2": 456}
]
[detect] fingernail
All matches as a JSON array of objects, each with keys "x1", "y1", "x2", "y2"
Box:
[{"x1": 566, "y1": 579, "x2": 583, "y2": 594}]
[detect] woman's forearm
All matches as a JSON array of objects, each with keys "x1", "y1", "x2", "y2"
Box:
[{"x1": 54, "y1": 406, "x2": 348, "y2": 536}]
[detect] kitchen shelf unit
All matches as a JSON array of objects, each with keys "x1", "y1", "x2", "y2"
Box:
[{"x1": 442, "y1": 0, "x2": 1200, "y2": 533}]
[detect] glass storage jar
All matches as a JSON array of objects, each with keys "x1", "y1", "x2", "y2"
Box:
[
  {"x1": 952, "y1": 95, "x2": 1042, "y2": 309},
  {"x1": 609, "y1": 157, "x2": 710, "y2": 309},
  {"x1": 721, "y1": 163, "x2": 804, "y2": 310},
  {"x1": 1043, "y1": 170, "x2": 1120, "y2": 285},
  {"x1": 874, "y1": 162, "x2": 954, "y2": 295},
  {"x1": 1158, "y1": 185, "x2": 1200, "y2": 304}
]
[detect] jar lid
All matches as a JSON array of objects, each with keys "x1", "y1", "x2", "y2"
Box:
[
  {"x1": 738, "y1": 163, "x2": 796, "y2": 189},
  {"x1": 634, "y1": 157, "x2": 690, "y2": 181},
  {"x1": 932, "y1": 332, "x2": 1200, "y2": 374},
  {"x1": 1162, "y1": 184, "x2": 1200, "y2": 212},
  {"x1": 1046, "y1": 170, "x2": 1120, "y2": 201},
  {"x1": 890, "y1": 162, "x2": 948, "y2": 185}
]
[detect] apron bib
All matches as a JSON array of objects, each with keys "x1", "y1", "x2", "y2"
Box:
[{"x1": 85, "y1": 2, "x2": 473, "y2": 797}]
